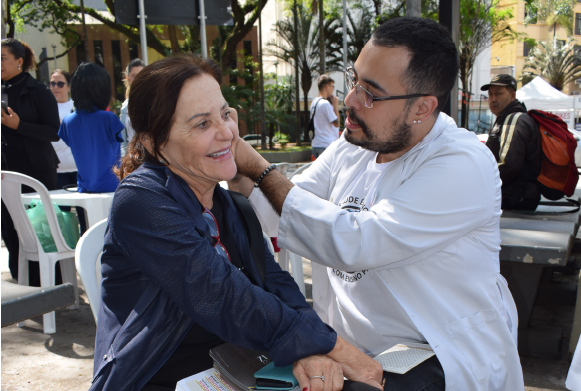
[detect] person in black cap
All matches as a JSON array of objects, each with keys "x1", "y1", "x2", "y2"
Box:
[{"x1": 481, "y1": 74, "x2": 542, "y2": 210}]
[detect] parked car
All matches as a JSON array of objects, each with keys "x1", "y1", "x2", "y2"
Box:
[{"x1": 242, "y1": 134, "x2": 269, "y2": 146}]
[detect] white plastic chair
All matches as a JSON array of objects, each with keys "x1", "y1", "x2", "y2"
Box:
[
  {"x1": 1, "y1": 171, "x2": 79, "y2": 334},
  {"x1": 75, "y1": 222, "x2": 273, "y2": 324},
  {"x1": 74, "y1": 218, "x2": 107, "y2": 323},
  {"x1": 277, "y1": 162, "x2": 313, "y2": 296}
]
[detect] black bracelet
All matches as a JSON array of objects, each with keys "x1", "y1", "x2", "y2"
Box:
[{"x1": 254, "y1": 164, "x2": 277, "y2": 188}]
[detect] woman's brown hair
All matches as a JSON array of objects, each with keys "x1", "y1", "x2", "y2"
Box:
[
  {"x1": 1, "y1": 38, "x2": 36, "y2": 72},
  {"x1": 114, "y1": 55, "x2": 222, "y2": 180}
]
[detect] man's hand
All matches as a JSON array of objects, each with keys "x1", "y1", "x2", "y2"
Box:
[
  {"x1": 231, "y1": 136, "x2": 270, "y2": 180},
  {"x1": 293, "y1": 355, "x2": 344, "y2": 391},
  {"x1": 329, "y1": 95, "x2": 339, "y2": 110},
  {"x1": 1, "y1": 107, "x2": 20, "y2": 130},
  {"x1": 327, "y1": 336, "x2": 383, "y2": 390}
]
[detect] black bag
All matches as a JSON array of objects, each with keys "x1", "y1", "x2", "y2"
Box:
[
  {"x1": 227, "y1": 190, "x2": 266, "y2": 282},
  {"x1": 306, "y1": 98, "x2": 323, "y2": 142}
]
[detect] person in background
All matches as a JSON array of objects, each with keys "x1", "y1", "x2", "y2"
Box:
[
  {"x1": 481, "y1": 74, "x2": 542, "y2": 211},
  {"x1": 50, "y1": 69, "x2": 76, "y2": 188},
  {"x1": 310, "y1": 74, "x2": 340, "y2": 158},
  {"x1": 1, "y1": 38, "x2": 60, "y2": 285},
  {"x1": 58, "y1": 62, "x2": 123, "y2": 194},
  {"x1": 49, "y1": 69, "x2": 87, "y2": 233},
  {"x1": 119, "y1": 58, "x2": 144, "y2": 156}
]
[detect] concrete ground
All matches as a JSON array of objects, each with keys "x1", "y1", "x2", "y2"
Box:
[{"x1": 2, "y1": 169, "x2": 581, "y2": 390}]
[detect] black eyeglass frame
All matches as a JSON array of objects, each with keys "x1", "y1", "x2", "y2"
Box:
[{"x1": 344, "y1": 67, "x2": 430, "y2": 108}]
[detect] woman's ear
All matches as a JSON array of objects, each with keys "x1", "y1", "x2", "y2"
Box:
[{"x1": 141, "y1": 136, "x2": 154, "y2": 156}]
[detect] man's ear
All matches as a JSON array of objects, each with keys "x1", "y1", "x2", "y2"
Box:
[{"x1": 414, "y1": 96, "x2": 439, "y2": 122}]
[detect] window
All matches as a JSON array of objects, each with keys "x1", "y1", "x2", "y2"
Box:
[
  {"x1": 523, "y1": 41, "x2": 534, "y2": 57},
  {"x1": 93, "y1": 40, "x2": 104, "y2": 68},
  {"x1": 111, "y1": 40, "x2": 124, "y2": 101},
  {"x1": 576, "y1": 13, "x2": 581, "y2": 35},
  {"x1": 76, "y1": 41, "x2": 86, "y2": 65},
  {"x1": 525, "y1": 3, "x2": 537, "y2": 24},
  {"x1": 129, "y1": 41, "x2": 139, "y2": 60}
]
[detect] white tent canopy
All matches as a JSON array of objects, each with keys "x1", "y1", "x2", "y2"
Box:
[{"x1": 515, "y1": 76, "x2": 575, "y2": 128}]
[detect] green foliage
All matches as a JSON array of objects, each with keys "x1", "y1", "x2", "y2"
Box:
[
  {"x1": 458, "y1": 0, "x2": 525, "y2": 128},
  {"x1": 520, "y1": 37, "x2": 581, "y2": 91},
  {"x1": 525, "y1": 0, "x2": 577, "y2": 36}
]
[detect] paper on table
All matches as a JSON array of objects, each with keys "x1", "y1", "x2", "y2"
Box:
[
  {"x1": 176, "y1": 368, "x2": 239, "y2": 391},
  {"x1": 373, "y1": 343, "x2": 435, "y2": 375}
]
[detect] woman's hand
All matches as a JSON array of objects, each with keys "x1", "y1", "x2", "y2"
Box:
[
  {"x1": 327, "y1": 336, "x2": 383, "y2": 390},
  {"x1": 1, "y1": 107, "x2": 20, "y2": 130},
  {"x1": 293, "y1": 355, "x2": 344, "y2": 391}
]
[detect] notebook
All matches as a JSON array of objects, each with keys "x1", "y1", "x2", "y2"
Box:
[{"x1": 373, "y1": 343, "x2": 435, "y2": 375}]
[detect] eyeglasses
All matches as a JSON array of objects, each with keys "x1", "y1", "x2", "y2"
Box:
[
  {"x1": 50, "y1": 81, "x2": 68, "y2": 88},
  {"x1": 202, "y1": 208, "x2": 231, "y2": 262},
  {"x1": 344, "y1": 67, "x2": 429, "y2": 109}
]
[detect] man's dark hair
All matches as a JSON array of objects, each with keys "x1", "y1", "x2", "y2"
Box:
[
  {"x1": 70, "y1": 62, "x2": 112, "y2": 112},
  {"x1": 318, "y1": 74, "x2": 334, "y2": 91},
  {"x1": 372, "y1": 17, "x2": 458, "y2": 113}
]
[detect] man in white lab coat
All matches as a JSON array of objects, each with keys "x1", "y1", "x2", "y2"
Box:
[{"x1": 229, "y1": 16, "x2": 524, "y2": 391}]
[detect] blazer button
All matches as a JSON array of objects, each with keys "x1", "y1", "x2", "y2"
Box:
[{"x1": 103, "y1": 355, "x2": 107, "y2": 360}]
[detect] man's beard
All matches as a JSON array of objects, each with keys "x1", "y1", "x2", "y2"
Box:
[{"x1": 344, "y1": 107, "x2": 412, "y2": 155}]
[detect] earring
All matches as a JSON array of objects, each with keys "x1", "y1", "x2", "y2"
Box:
[
  {"x1": 159, "y1": 157, "x2": 168, "y2": 165},
  {"x1": 417, "y1": 120, "x2": 422, "y2": 124},
  {"x1": 17, "y1": 65, "x2": 20, "y2": 70},
  {"x1": 412, "y1": 120, "x2": 417, "y2": 124}
]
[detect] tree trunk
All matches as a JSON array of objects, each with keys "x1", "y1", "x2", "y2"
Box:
[
  {"x1": 319, "y1": 0, "x2": 325, "y2": 75},
  {"x1": 293, "y1": 0, "x2": 302, "y2": 146},
  {"x1": 405, "y1": 0, "x2": 421, "y2": 16},
  {"x1": 168, "y1": 26, "x2": 180, "y2": 53}
]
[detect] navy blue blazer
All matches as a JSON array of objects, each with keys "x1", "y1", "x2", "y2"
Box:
[{"x1": 90, "y1": 161, "x2": 336, "y2": 390}]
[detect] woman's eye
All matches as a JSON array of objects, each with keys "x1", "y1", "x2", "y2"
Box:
[
  {"x1": 223, "y1": 111, "x2": 231, "y2": 120},
  {"x1": 197, "y1": 120, "x2": 210, "y2": 130}
]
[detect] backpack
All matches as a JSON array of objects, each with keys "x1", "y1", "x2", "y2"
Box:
[
  {"x1": 306, "y1": 98, "x2": 323, "y2": 142},
  {"x1": 527, "y1": 110, "x2": 579, "y2": 201}
]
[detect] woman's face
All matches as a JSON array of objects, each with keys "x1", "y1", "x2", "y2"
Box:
[
  {"x1": 1, "y1": 47, "x2": 23, "y2": 81},
  {"x1": 126, "y1": 66, "x2": 144, "y2": 86},
  {"x1": 159, "y1": 74, "x2": 239, "y2": 191},
  {"x1": 50, "y1": 72, "x2": 71, "y2": 103}
]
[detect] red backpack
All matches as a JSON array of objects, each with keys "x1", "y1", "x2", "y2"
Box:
[{"x1": 528, "y1": 110, "x2": 579, "y2": 200}]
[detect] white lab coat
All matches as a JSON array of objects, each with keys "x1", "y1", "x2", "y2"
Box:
[{"x1": 250, "y1": 113, "x2": 524, "y2": 390}]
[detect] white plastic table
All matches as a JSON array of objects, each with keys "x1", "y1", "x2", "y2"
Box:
[{"x1": 21, "y1": 189, "x2": 115, "y2": 229}]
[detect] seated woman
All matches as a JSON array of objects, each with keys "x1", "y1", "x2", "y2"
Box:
[
  {"x1": 58, "y1": 62, "x2": 123, "y2": 194},
  {"x1": 92, "y1": 55, "x2": 382, "y2": 391}
]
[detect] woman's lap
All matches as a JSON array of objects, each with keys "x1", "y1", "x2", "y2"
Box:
[{"x1": 342, "y1": 356, "x2": 445, "y2": 391}]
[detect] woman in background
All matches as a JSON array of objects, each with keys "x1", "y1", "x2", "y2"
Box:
[
  {"x1": 58, "y1": 62, "x2": 123, "y2": 194},
  {"x1": 119, "y1": 58, "x2": 144, "y2": 155},
  {"x1": 50, "y1": 69, "x2": 76, "y2": 188},
  {"x1": 1, "y1": 38, "x2": 60, "y2": 285}
]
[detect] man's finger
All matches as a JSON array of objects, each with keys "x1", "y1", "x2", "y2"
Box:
[{"x1": 293, "y1": 362, "x2": 311, "y2": 391}]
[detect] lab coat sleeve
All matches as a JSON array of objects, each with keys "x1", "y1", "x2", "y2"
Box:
[
  {"x1": 277, "y1": 145, "x2": 500, "y2": 271},
  {"x1": 248, "y1": 137, "x2": 339, "y2": 237}
]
